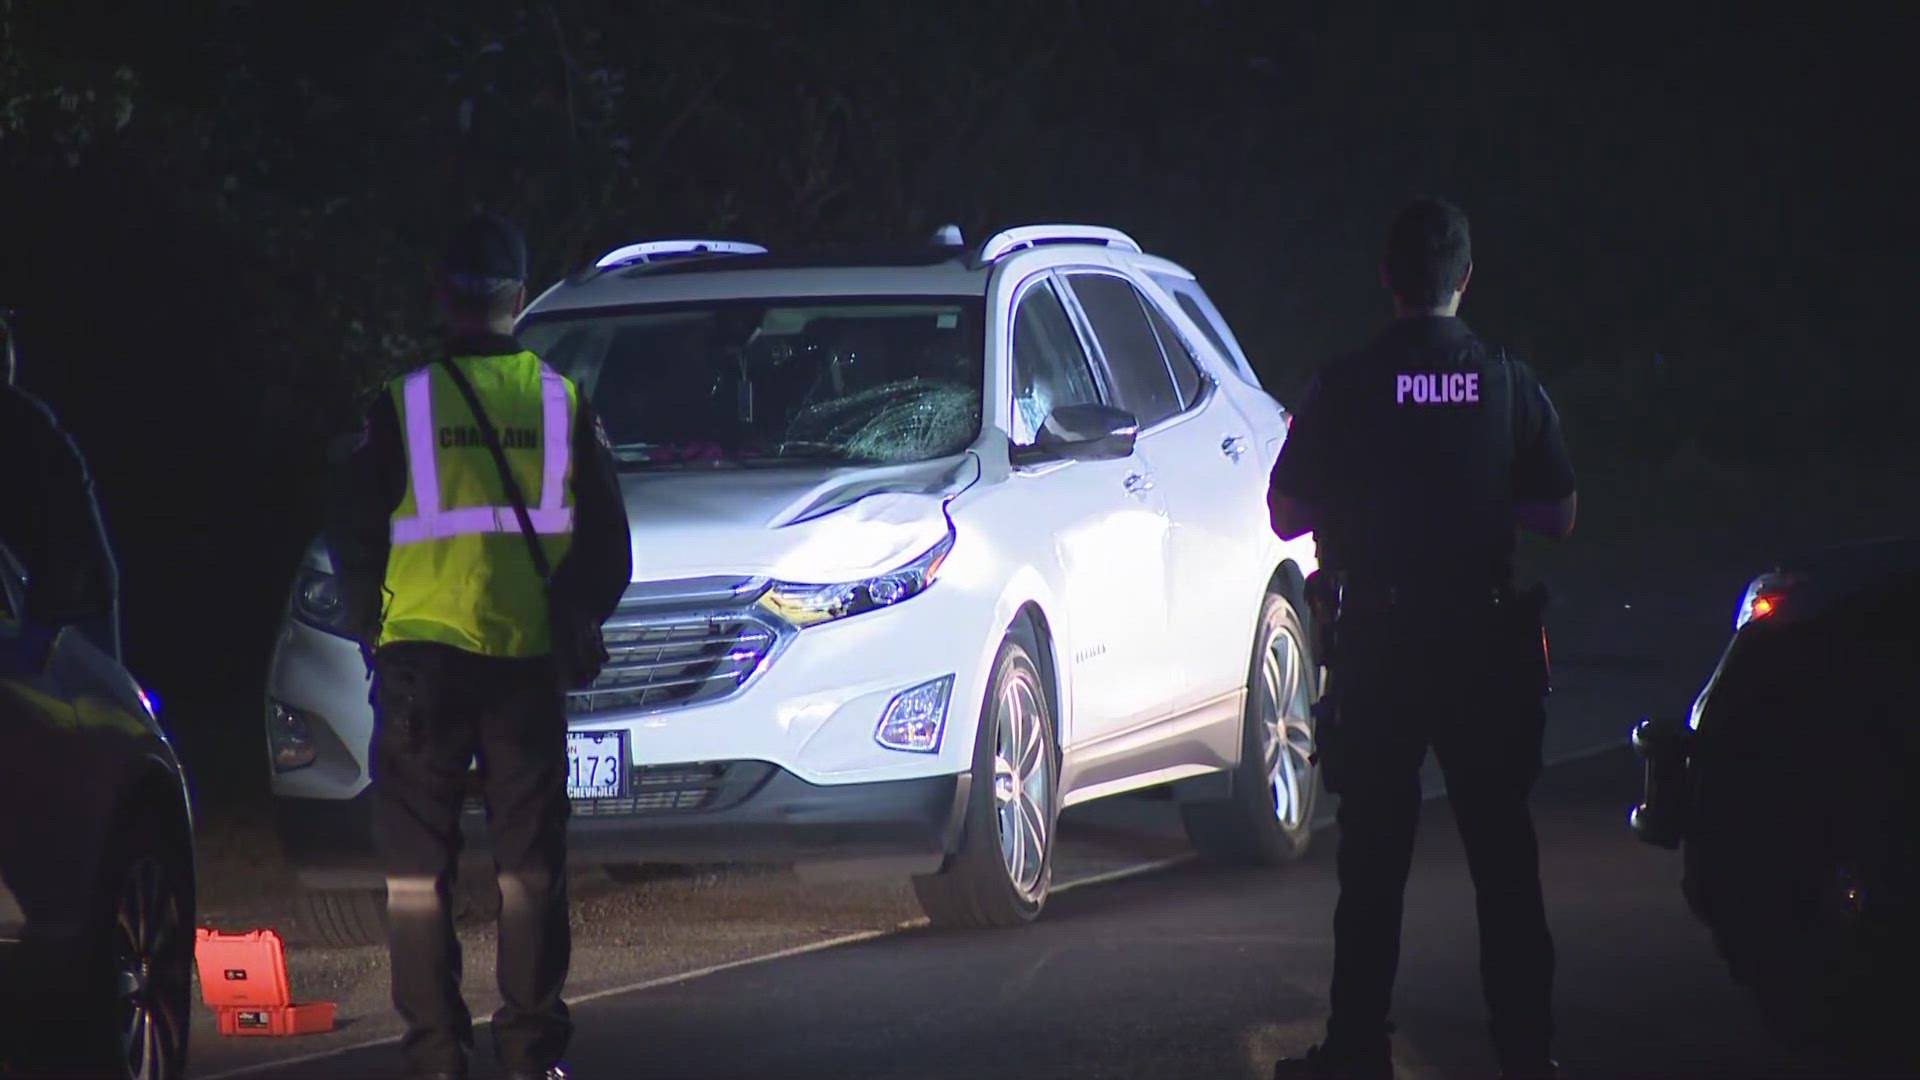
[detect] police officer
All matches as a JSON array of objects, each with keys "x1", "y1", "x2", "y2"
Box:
[
  {"x1": 1268, "y1": 198, "x2": 1577, "y2": 1080},
  {"x1": 326, "y1": 214, "x2": 632, "y2": 1080},
  {"x1": 0, "y1": 309, "x2": 120, "y2": 661}
]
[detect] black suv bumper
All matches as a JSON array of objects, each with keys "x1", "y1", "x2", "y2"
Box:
[{"x1": 276, "y1": 761, "x2": 969, "y2": 888}]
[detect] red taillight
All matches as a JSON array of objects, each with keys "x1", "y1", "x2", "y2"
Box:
[{"x1": 1735, "y1": 572, "x2": 1802, "y2": 631}]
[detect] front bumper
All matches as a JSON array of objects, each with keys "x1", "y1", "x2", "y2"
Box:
[
  {"x1": 1629, "y1": 716, "x2": 1695, "y2": 848},
  {"x1": 268, "y1": 571, "x2": 1001, "y2": 802},
  {"x1": 277, "y1": 762, "x2": 969, "y2": 888}
]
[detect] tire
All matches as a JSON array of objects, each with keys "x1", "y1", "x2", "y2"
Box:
[
  {"x1": 1692, "y1": 760, "x2": 1916, "y2": 1066},
  {"x1": 1180, "y1": 590, "x2": 1319, "y2": 865},
  {"x1": 912, "y1": 636, "x2": 1059, "y2": 929},
  {"x1": 82, "y1": 815, "x2": 195, "y2": 1080},
  {"x1": 298, "y1": 887, "x2": 388, "y2": 948}
]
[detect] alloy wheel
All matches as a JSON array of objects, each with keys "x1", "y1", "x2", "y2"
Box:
[
  {"x1": 112, "y1": 854, "x2": 189, "y2": 1080},
  {"x1": 1255, "y1": 623, "x2": 1316, "y2": 830},
  {"x1": 992, "y1": 666, "x2": 1051, "y2": 900}
]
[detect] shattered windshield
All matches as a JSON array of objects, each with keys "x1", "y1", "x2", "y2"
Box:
[{"x1": 520, "y1": 297, "x2": 984, "y2": 469}]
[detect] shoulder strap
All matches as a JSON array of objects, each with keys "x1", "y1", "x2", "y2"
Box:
[{"x1": 435, "y1": 356, "x2": 553, "y2": 582}]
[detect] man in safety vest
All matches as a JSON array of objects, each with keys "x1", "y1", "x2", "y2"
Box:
[{"x1": 326, "y1": 214, "x2": 632, "y2": 1080}]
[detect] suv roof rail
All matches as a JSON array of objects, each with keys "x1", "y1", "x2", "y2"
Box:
[
  {"x1": 593, "y1": 239, "x2": 768, "y2": 271},
  {"x1": 976, "y1": 224, "x2": 1142, "y2": 263}
]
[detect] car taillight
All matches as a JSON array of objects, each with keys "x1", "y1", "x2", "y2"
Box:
[{"x1": 1735, "y1": 572, "x2": 1802, "y2": 631}]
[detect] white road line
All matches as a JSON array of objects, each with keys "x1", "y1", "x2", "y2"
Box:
[
  {"x1": 1055, "y1": 855, "x2": 1191, "y2": 893},
  {"x1": 196, "y1": 858, "x2": 1190, "y2": 1078},
  {"x1": 199, "y1": 743, "x2": 1630, "y2": 1078}
]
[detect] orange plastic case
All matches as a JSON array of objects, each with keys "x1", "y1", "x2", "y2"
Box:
[{"x1": 194, "y1": 927, "x2": 337, "y2": 1036}]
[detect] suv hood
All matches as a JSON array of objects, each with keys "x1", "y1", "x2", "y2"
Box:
[{"x1": 619, "y1": 453, "x2": 978, "y2": 584}]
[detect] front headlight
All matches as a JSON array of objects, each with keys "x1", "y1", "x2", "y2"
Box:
[
  {"x1": 758, "y1": 530, "x2": 956, "y2": 628},
  {"x1": 291, "y1": 568, "x2": 350, "y2": 632}
]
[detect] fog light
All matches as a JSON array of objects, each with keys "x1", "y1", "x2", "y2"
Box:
[
  {"x1": 875, "y1": 676, "x2": 953, "y2": 753},
  {"x1": 267, "y1": 700, "x2": 319, "y2": 772}
]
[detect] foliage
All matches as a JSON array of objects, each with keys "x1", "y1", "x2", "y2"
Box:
[
  {"x1": 0, "y1": 0, "x2": 137, "y2": 169},
  {"x1": 0, "y1": 8, "x2": 1909, "y2": 797}
]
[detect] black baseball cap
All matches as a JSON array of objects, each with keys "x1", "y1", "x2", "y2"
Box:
[{"x1": 441, "y1": 212, "x2": 528, "y2": 294}]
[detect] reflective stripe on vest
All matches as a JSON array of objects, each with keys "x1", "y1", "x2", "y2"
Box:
[{"x1": 389, "y1": 366, "x2": 573, "y2": 545}]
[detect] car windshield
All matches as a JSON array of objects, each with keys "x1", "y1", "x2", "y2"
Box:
[{"x1": 520, "y1": 296, "x2": 984, "y2": 469}]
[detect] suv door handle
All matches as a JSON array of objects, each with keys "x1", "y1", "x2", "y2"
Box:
[
  {"x1": 1221, "y1": 434, "x2": 1248, "y2": 462},
  {"x1": 1123, "y1": 472, "x2": 1155, "y2": 496}
]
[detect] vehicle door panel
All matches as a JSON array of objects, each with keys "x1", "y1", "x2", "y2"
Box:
[
  {"x1": 1135, "y1": 290, "x2": 1273, "y2": 709},
  {"x1": 1001, "y1": 275, "x2": 1173, "y2": 749},
  {"x1": 0, "y1": 548, "x2": 92, "y2": 943},
  {"x1": 1062, "y1": 271, "x2": 1252, "y2": 716}
]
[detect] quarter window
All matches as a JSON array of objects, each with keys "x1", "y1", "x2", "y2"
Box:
[
  {"x1": 1009, "y1": 281, "x2": 1102, "y2": 447},
  {"x1": 1142, "y1": 297, "x2": 1207, "y2": 409},
  {"x1": 1067, "y1": 273, "x2": 1180, "y2": 428},
  {"x1": 1148, "y1": 271, "x2": 1261, "y2": 388}
]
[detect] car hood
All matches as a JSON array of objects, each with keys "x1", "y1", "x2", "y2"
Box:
[
  {"x1": 619, "y1": 453, "x2": 979, "y2": 583},
  {"x1": 1779, "y1": 533, "x2": 1920, "y2": 580},
  {"x1": 1767, "y1": 533, "x2": 1920, "y2": 616}
]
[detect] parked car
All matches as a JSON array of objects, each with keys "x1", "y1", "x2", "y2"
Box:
[
  {"x1": 0, "y1": 539, "x2": 196, "y2": 1079},
  {"x1": 1632, "y1": 535, "x2": 1918, "y2": 1060},
  {"x1": 269, "y1": 225, "x2": 1321, "y2": 944}
]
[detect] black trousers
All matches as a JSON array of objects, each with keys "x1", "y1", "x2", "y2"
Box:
[
  {"x1": 370, "y1": 642, "x2": 573, "y2": 1075},
  {"x1": 1322, "y1": 609, "x2": 1555, "y2": 1070}
]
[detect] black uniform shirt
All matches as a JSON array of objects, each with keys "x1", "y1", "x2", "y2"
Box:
[
  {"x1": 325, "y1": 332, "x2": 633, "y2": 649},
  {"x1": 1269, "y1": 316, "x2": 1574, "y2": 586}
]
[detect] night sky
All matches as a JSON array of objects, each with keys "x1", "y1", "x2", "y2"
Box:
[{"x1": 2, "y1": 8, "x2": 1915, "y2": 794}]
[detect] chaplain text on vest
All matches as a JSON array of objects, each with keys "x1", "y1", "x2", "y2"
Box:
[
  {"x1": 1395, "y1": 371, "x2": 1480, "y2": 405},
  {"x1": 440, "y1": 424, "x2": 539, "y2": 449}
]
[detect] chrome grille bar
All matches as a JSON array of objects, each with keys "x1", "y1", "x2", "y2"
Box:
[{"x1": 566, "y1": 596, "x2": 785, "y2": 719}]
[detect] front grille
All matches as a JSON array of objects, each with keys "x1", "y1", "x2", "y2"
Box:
[
  {"x1": 567, "y1": 605, "x2": 781, "y2": 718},
  {"x1": 571, "y1": 764, "x2": 726, "y2": 815}
]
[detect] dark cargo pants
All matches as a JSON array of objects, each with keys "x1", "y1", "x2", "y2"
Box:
[
  {"x1": 369, "y1": 641, "x2": 573, "y2": 1076},
  {"x1": 1322, "y1": 607, "x2": 1556, "y2": 1071}
]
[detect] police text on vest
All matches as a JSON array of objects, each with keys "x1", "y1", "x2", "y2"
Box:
[{"x1": 1395, "y1": 372, "x2": 1479, "y2": 405}]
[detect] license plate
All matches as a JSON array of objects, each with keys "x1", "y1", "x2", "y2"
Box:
[{"x1": 566, "y1": 730, "x2": 627, "y2": 800}]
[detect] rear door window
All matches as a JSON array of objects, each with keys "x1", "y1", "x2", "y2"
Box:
[
  {"x1": 1141, "y1": 295, "x2": 1208, "y2": 410},
  {"x1": 1065, "y1": 273, "x2": 1181, "y2": 428}
]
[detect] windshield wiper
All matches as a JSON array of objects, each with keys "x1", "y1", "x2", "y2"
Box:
[{"x1": 729, "y1": 451, "x2": 877, "y2": 468}]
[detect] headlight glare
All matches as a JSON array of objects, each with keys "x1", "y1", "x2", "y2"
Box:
[
  {"x1": 876, "y1": 676, "x2": 954, "y2": 753},
  {"x1": 267, "y1": 700, "x2": 319, "y2": 772},
  {"x1": 759, "y1": 531, "x2": 955, "y2": 628}
]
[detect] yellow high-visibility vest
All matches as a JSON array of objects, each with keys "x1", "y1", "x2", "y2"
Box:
[{"x1": 379, "y1": 351, "x2": 578, "y2": 657}]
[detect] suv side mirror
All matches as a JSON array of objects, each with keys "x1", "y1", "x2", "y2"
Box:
[{"x1": 1010, "y1": 403, "x2": 1138, "y2": 467}]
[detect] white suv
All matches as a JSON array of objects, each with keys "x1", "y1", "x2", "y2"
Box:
[{"x1": 268, "y1": 225, "x2": 1320, "y2": 941}]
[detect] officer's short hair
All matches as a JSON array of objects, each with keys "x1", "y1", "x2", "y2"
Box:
[
  {"x1": 1384, "y1": 197, "x2": 1471, "y2": 309},
  {"x1": 440, "y1": 212, "x2": 528, "y2": 319}
]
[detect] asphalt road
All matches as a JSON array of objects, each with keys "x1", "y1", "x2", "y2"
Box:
[
  {"x1": 186, "y1": 542, "x2": 1897, "y2": 1080},
  {"x1": 205, "y1": 746, "x2": 1874, "y2": 1080}
]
